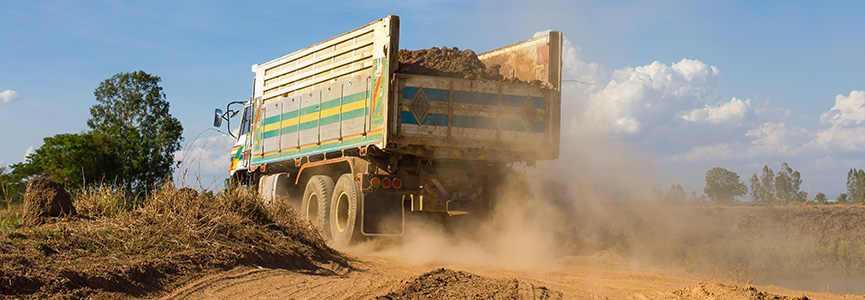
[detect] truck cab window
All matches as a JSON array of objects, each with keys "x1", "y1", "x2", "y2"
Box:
[{"x1": 239, "y1": 106, "x2": 251, "y2": 135}]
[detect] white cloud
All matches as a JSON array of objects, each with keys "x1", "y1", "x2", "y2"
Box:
[
  {"x1": 554, "y1": 32, "x2": 862, "y2": 196},
  {"x1": 745, "y1": 122, "x2": 809, "y2": 155},
  {"x1": 559, "y1": 35, "x2": 606, "y2": 87},
  {"x1": 174, "y1": 134, "x2": 236, "y2": 189},
  {"x1": 682, "y1": 97, "x2": 752, "y2": 124},
  {"x1": 22, "y1": 146, "x2": 34, "y2": 163},
  {"x1": 670, "y1": 89, "x2": 865, "y2": 169},
  {"x1": 809, "y1": 123, "x2": 865, "y2": 152},
  {"x1": 805, "y1": 90, "x2": 865, "y2": 152},
  {"x1": 667, "y1": 143, "x2": 735, "y2": 163},
  {"x1": 0, "y1": 90, "x2": 21, "y2": 103},
  {"x1": 562, "y1": 52, "x2": 724, "y2": 134},
  {"x1": 821, "y1": 90, "x2": 865, "y2": 126}
]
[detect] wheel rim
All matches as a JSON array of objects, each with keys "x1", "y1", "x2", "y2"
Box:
[
  {"x1": 307, "y1": 192, "x2": 319, "y2": 224},
  {"x1": 335, "y1": 191, "x2": 349, "y2": 232}
]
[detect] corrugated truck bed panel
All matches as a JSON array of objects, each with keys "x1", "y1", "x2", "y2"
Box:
[
  {"x1": 252, "y1": 16, "x2": 398, "y2": 104},
  {"x1": 249, "y1": 16, "x2": 399, "y2": 166},
  {"x1": 391, "y1": 74, "x2": 558, "y2": 161},
  {"x1": 250, "y1": 71, "x2": 386, "y2": 166}
]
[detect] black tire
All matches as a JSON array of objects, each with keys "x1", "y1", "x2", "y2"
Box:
[
  {"x1": 330, "y1": 174, "x2": 363, "y2": 247},
  {"x1": 302, "y1": 175, "x2": 334, "y2": 241}
]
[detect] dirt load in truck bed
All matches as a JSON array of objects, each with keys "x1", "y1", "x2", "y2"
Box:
[{"x1": 399, "y1": 47, "x2": 536, "y2": 83}]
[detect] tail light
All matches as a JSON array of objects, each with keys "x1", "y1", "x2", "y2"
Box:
[{"x1": 366, "y1": 175, "x2": 404, "y2": 190}]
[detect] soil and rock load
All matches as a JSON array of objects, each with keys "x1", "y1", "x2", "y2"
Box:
[
  {"x1": 397, "y1": 47, "x2": 509, "y2": 82},
  {"x1": 22, "y1": 177, "x2": 76, "y2": 225},
  {"x1": 377, "y1": 268, "x2": 562, "y2": 300}
]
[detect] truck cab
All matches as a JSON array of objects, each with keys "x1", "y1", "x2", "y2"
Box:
[{"x1": 216, "y1": 102, "x2": 253, "y2": 180}]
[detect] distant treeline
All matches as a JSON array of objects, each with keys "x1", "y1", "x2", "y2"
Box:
[{"x1": 656, "y1": 163, "x2": 865, "y2": 205}]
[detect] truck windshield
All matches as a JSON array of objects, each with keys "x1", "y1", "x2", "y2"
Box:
[{"x1": 239, "y1": 106, "x2": 251, "y2": 136}]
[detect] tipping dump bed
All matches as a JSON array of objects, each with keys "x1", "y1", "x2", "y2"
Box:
[
  {"x1": 247, "y1": 15, "x2": 560, "y2": 167},
  {"x1": 393, "y1": 32, "x2": 562, "y2": 162}
]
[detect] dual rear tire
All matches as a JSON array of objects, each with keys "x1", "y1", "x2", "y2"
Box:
[
  {"x1": 330, "y1": 174, "x2": 363, "y2": 247},
  {"x1": 300, "y1": 174, "x2": 362, "y2": 247},
  {"x1": 301, "y1": 175, "x2": 334, "y2": 241}
]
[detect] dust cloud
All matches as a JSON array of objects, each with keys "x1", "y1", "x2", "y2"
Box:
[
  {"x1": 339, "y1": 37, "x2": 865, "y2": 295},
  {"x1": 342, "y1": 129, "x2": 865, "y2": 295},
  {"x1": 347, "y1": 173, "x2": 569, "y2": 270},
  {"x1": 344, "y1": 132, "x2": 668, "y2": 271}
]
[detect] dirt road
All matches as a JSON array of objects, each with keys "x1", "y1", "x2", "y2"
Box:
[{"x1": 162, "y1": 250, "x2": 859, "y2": 300}]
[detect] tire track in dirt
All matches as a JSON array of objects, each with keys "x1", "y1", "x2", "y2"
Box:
[
  {"x1": 161, "y1": 256, "x2": 419, "y2": 299},
  {"x1": 161, "y1": 250, "x2": 863, "y2": 300}
]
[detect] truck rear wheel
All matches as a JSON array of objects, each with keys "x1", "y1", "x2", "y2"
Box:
[
  {"x1": 330, "y1": 174, "x2": 363, "y2": 247},
  {"x1": 302, "y1": 175, "x2": 334, "y2": 241}
]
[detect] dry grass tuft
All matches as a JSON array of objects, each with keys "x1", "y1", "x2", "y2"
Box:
[
  {"x1": 0, "y1": 182, "x2": 344, "y2": 299},
  {"x1": 569, "y1": 204, "x2": 865, "y2": 281}
]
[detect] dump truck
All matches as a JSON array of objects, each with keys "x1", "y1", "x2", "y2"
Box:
[{"x1": 214, "y1": 15, "x2": 562, "y2": 246}]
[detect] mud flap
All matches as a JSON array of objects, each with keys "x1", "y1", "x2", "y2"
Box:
[
  {"x1": 416, "y1": 175, "x2": 484, "y2": 215},
  {"x1": 361, "y1": 192, "x2": 405, "y2": 236}
]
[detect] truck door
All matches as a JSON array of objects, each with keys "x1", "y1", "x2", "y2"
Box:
[
  {"x1": 230, "y1": 105, "x2": 253, "y2": 176},
  {"x1": 238, "y1": 105, "x2": 252, "y2": 170}
]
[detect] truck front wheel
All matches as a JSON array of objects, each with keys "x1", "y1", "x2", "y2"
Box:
[
  {"x1": 330, "y1": 174, "x2": 363, "y2": 247},
  {"x1": 302, "y1": 175, "x2": 334, "y2": 241}
]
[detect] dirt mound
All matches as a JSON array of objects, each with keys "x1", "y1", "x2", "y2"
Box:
[
  {"x1": 377, "y1": 268, "x2": 561, "y2": 300},
  {"x1": 397, "y1": 47, "x2": 507, "y2": 81},
  {"x1": 22, "y1": 177, "x2": 75, "y2": 224},
  {"x1": 0, "y1": 184, "x2": 345, "y2": 299},
  {"x1": 670, "y1": 282, "x2": 810, "y2": 300}
]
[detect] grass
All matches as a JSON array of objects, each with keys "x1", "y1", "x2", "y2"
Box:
[
  {"x1": 0, "y1": 203, "x2": 22, "y2": 234},
  {"x1": 581, "y1": 204, "x2": 865, "y2": 282},
  {"x1": 0, "y1": 182, "x2": 345, "y2": 299}
]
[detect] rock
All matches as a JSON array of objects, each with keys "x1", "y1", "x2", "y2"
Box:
[{"x1": 22, "y1": 177, "x2": 76, "y2": 225}]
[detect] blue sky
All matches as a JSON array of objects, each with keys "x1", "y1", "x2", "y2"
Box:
[{"x1": 2, "y1": 0, "x2": 864, "y2": 198}]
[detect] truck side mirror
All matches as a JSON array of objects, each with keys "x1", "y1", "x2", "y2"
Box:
[{"x1": 213, "y1": 108, "x2": 223, "y2": 127}]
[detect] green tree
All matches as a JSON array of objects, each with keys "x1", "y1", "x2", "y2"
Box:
[
  {"x1": 759, "y1": 165, "x2": 776, "y2": 203},
  {"x1": 750, "y1": 173, "x2": 762, "y2": 202},
  {"x1": 1, "y1": 165, "x2": 28, "y2": 203},
  {"x1": 704, "y1": 167, "x2": 748, "y2": 203},
  {"x1": 775, "y1": 162, "x2": 802, "y2": 204},
  {"x1": 12, "y1": 132, "x2": 120, "y2": 190},
  {"x1": 88, "y1": 71, "x2": 183, "y2": 193},
  {"x1": 663, "y1": 184, "x2": 686, "y2": 203},
  {"x1": 847, "y1": 168, "x2": 865, "y2": 204},
  {"x1": 837, "y1": 193, "x2": 848, "y2": 204},
  {"x1": 814, "y1": 192, "x2": 827, "y2": 204}
]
